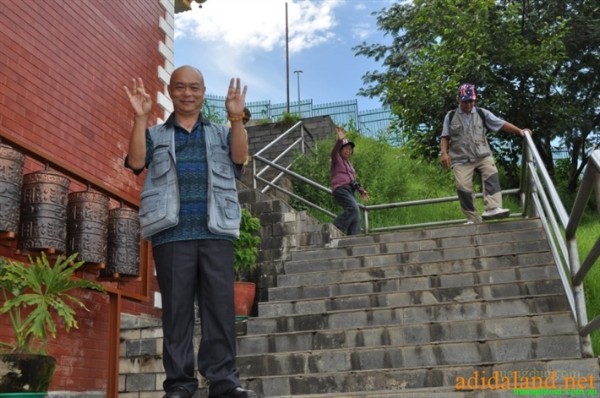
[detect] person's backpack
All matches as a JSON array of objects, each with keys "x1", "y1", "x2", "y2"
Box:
[{"x1": 448, "y1": 107, "x2": 490, "y2": 132}]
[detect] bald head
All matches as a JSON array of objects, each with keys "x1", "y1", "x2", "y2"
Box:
[{"x1": 170, "y1": 65, "x2": 204, "y2": 86}]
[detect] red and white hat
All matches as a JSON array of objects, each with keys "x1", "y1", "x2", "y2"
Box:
[{"x1": 458, "y1": 83, "x2": 477, "y2": 102}]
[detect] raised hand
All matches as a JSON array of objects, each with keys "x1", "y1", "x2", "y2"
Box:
[
  {"x1": 124, "y1": 78, "x2": 152, "y2": 117},
  {"x1": 225, "y1": 78, "x2": 247, "y2": 117}
]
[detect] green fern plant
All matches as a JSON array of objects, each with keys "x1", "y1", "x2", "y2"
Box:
[{"x1": 0, "y1": 252, "x2": 104, "y2": 355}]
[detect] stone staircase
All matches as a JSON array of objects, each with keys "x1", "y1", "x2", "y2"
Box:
[
  {"x1": 119, "y1": 217, "x2": 600, "y2": 397},
  {"x1": 234, "y1": 218, "x2": 600, "y2": 397}
]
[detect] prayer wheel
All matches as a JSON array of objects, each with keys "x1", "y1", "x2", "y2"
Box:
[
  {"x1": 67, "y1": 190, "x2": 109, "y2": 265},
  {"x1": 104, "y1": 207, "x2": 140, "y2": 277},
  {"x1": 0, "y1": 144, "x2": 25, "y2": 234},
  {"x1": 18, "y1": 170, "x2": 70, "y2": 254}
]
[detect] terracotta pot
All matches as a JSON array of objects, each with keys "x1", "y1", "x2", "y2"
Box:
[
  {"x1": 234, "y1": 281, "x2": 256, "y2": 317},
  {"x1": 0, "y1": 353, "x2": 56, "y2": 393}
]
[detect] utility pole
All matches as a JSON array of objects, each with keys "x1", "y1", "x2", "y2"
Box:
[
  {"x1": 285, "y1": 2, "x2": 290, "y2": 114},
  {"x1": 293, "y1": 70, "x2": 303, "y2": 116}
]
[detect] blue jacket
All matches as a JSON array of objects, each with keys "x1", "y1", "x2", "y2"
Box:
[{"x1": 138, "y1": 121, "x2": 241, "y2": 240}]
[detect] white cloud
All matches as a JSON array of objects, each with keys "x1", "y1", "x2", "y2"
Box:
[
  {"x1": 174, "y1": 0, "x2": 394, "y2": 107},
  {"x1": 175, "y1": 0, "x2": 344, "y2": 54},
  {"x1": 351, "y1": 22, "x2": 373, "y2": 41}
]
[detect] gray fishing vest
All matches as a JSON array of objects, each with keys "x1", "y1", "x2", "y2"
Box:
[
  {"x1": 138, "y1": 122, "x2": 241, "y2": 240},
  {"x1": 447, "y1": 109, "x2": 492, "y2": 164}
]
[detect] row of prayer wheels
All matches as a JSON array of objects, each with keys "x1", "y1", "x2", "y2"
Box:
[{"x1": 0, "y1": 143, "x2": 139, "y2": 277}]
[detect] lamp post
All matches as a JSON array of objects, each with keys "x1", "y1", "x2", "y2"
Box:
[
  {"x1": 294, "y1": 70, "x2": 303, "y2": 116},
  {"x1": 285, "y1": 2, "x2": 290, "y2": 113}
]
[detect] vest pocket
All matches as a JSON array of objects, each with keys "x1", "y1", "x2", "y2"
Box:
[
  {"x1": 210, "y1": 160, "x2": 235, "y2": 190},
  {"x1": 150, "y1": 145, "x2": 171, "y2": 181},
  {"x1": 139, "y1": 183, "x2": 179, "y2": 239},
  {"x1": 211, "y1": 192, "x2": 240, "y2": 233},
  {"x1": 475, "y1": 138, "x2": 491, "y2": 157}
]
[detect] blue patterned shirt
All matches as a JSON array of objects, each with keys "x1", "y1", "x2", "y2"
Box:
[{"x1": 146, "y1": 113, "x2": 232, "y2": 246}]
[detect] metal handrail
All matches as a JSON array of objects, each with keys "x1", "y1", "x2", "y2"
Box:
[
  {"x1": 252, "y1": 121, "x2": 314, "y2": 193},
  {"x1": 250, "y1": 128, "x2": 600, "y2": 356},
  {"x1": 520, "y1": 132, "x2": 600, "y2": 355}
]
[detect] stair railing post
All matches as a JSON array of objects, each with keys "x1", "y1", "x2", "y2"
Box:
[
  {"x1": 568, "y1": 238, "x2": 594, "y2": 357},
  {"x1": 252, "y1": 156, "x2": 257, "y2": 190},
  {"x1": 523, "y1": 134, "x2": 537, "y2": 218},
  {"x1": 300, "y1": 123, "x2": 306, "y2": 154}
]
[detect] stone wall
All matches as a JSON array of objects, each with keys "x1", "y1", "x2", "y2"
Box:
[
  {"x1": 237, "y1": 115, "x2": 341, "y2": 308},
  {"x1": 239, "y1": 115, "x2": 337, "y2": 190},
  {"x1": 237, "y1": 182, "x2": 341, "y2": 313}
]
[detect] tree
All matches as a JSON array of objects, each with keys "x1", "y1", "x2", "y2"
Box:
[
  {"x1": 354, "y1": 0, "x2": 599, "y2": 188},
  {"x1": 555, "y1": 0, "x2": 600, "y2": 190}
]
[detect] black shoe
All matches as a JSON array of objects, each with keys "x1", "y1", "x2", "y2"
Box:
[
  {"x1": 163, "y1": 387, "x2": 191, "y2": 398},
  {"x1": 209, "y1": 386, "x2": 257, "y2": 398}
]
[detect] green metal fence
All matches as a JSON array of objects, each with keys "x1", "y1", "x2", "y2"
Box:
[{"x1": 203, "y1": 94, "x2": 397, "y2": 140}]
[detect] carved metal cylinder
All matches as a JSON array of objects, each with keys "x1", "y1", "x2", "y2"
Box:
[
  {"x1": 105, "y1": 207, "x2": 140, "y2": 276},
  {"x1": 0, "y1": 144, "x2": 25, "y2": 233},
  {"x1": 19, "y1": 170, "x2": 70, "y2": 253},
  {"x1": 67, "y1": 190, "x2": 109, "y2": 265}
]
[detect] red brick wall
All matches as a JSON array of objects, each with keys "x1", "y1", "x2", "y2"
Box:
[{"x1": 0, "y1": 0, "x2": 166, "y2": 392}]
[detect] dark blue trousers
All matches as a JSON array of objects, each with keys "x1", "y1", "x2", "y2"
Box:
[
  {"x1": 153, "y1": 239, "x2": 240, "y2": 396},
  {"x1": 333, "y1": 185, "x2": 361, "y2": 235}
]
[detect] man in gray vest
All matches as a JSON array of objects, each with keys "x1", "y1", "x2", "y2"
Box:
[
  {"x1": 440, "y1": 83, "x2": 532, "y2": 224},
  {"x1": 124, "y1": 66, "x2": 257, "y2": 398}
]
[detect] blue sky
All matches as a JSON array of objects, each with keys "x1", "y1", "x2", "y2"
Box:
[{"x1": 174, "y1": 0, "x2": 395, "y2": 111}]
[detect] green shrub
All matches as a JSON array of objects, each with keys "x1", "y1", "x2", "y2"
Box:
[{"x1": 234, "y1": 208, "x2": 262, "y2": 281}]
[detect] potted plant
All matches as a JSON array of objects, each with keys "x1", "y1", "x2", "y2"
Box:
[
  {"x1": 0, "y1": 252, "x2": 104, "y2": 396},
  {"x1": 233, "y1": 208, "x2": 261, "y2": 318}
]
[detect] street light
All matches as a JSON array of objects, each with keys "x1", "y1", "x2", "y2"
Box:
[{"x1": 293, "y1": 70, "x2": 303, "y2": 116}]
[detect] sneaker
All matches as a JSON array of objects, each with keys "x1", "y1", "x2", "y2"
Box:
[
  {"x1": 481, "y1": 207, "x2": 510, "y2": 220},
  {"x1": 464, "y1": 220, "x2": 476, "y2": 225}
]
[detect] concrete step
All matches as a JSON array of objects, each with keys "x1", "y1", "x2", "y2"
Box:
[
  {"x1": 241, "y1": 357, "x2": 600, "y2": 397},
  {"x1": 288, "y1": 219, "x2": 546, "y2": 263},
  {"x1": 238, "y1": 312, "x2": 577, "y2": 355},
  {"x1": 268, "y1": 265, "x2": 560, "y2": 304},
  {"x1": 247, "y1": 295, "x2": 571, "y2": 335},
  {"x1": 237, "y1": 334, "x2": 582, "y2": 378},
  {"x1": 259, "y1": 278, "x2": 564, "y2": 317},
  {"x1": 284, "y1": 238, "x2": 550, "y2": 275},
  {"x1": 277, "y1": 250, "x2": 556, "y2": 291},
  {"x1": 276, "y1": 382, "x2": 600, "y2": 398},
  {"x1": 334, "y1": 218, "x2": 545, "y2": 248}
]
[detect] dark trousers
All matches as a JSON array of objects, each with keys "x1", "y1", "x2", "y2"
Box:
[
  {"x1": 153, "y1": 240, "x2": 240, "y2": 396},
  {"x1": 332, "y1": 186, "x2": 361, "y2": 235}
]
